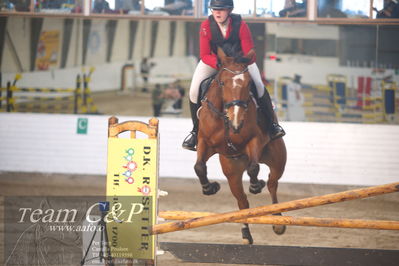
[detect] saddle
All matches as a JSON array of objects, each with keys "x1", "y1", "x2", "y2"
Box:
[{"x1": 198, "y1": 75, "x2": 216, "y2": 103}]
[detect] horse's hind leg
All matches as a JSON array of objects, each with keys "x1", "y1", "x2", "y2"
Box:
[
  {"x1": 194, "y1": 141, "x2": 219, "y2": 195},
  {"x1": 262, "y1": 139, "x2": 287, "y2": 235},
  {"x1": 220, "y1": 156, "x2": 253, "y2": 245}
]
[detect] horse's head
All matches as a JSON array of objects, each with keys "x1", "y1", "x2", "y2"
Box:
[{"x1": 216, "y1": 47, "x2": 255, "y2": 134}]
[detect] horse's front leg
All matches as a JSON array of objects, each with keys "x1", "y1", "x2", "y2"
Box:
[
  {"x1": 194, "y1": 138, "x2": 219, "y2": 195},
  {"x1": 245, "y1": 138, "x2": 266, "y2": 195},
  {"x1": 219, "y1": 155, "x2": 253, "y2": 244}
]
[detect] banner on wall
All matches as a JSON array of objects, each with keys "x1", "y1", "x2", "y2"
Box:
[
  {"x1": 106, "y1": 138, "x2": 158, "y2": 260},
  {"x1": 36, "y1": 30, "x2": 60, "y2": 70}
]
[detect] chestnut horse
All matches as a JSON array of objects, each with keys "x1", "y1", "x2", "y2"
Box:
[{"x1": 194, "y1": 47, "x2": 287, "y2": 244}]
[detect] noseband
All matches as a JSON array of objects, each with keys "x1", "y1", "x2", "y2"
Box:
[{"x1": 222, "y1": 67, "x2": 248, "y2": 75}]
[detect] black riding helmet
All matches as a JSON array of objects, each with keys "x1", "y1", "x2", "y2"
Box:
[{"x1": 209, "y1": 0, "x2": 234, "y2": 10}]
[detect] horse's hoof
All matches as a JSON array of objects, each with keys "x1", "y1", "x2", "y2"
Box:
[
  {"x1": 249, "y1": 180, "x2": 266, "y2": 194},
  {"x1": 272, "y1": 225, "x2": 286, "y2": 235},
  {"x1": 242, "y1": 238, "x2": 251, "y2": 245},
  {"x1": 202, "y1": 182, "x2": 220, "y2": 195},
  {"x1": 241, "y1": 227, "x2": 253, "y2": 245}
]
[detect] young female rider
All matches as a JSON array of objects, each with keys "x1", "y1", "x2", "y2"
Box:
[{"x1": 182, "y1": 0, "x2": 285, "y2": 151}]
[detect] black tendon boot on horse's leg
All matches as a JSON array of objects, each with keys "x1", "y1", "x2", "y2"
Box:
[
  {"x1": 241, "y1": 224, "x2": 253, "y2": 245},
  {"x1": 194, "y1": 161, "x2": 220, "y2": 195},
  {"x1": 247, "y1": 162, "x2": 266, "y2": 194},
  {"x1": 257, "y1": 90, "x2": 285, "y2": 140},
  {"x1": 182, "y1": 102, "x2": 199, "y2": 151}
]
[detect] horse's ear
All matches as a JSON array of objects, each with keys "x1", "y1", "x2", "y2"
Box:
[
  {"x1": 217, "y1": 46, "x2": 227, "y2": 63},
  {"x1": 245, "y1": 49, "x2": 255, "y2": 61}
]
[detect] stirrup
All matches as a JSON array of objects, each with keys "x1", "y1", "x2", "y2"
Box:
[
  {"x1": 182, "y1": 131, "x2": 197, "y2": 151},
  {"x1": 271, "y1": 123, "x2": 285, "y2": 140}
]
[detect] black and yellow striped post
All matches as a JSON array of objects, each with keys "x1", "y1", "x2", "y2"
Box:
[
  {"x1": 12, "y1": 74, "x2": 22, "y2": 87},
  {"x1": 1, "y1": 74, "x2": 18, "y2": 112},
  {"x1": 6, "y1": 81, "x2": 12, "y2": 112},
  {"x1": 82, "y1": 67, "x2": 98, "y2": 113},
  {"x1": 83, "y1": 73, "x2": 87, "y2": 108},
  {"x1": 74, "y1": 74, "x2": 81, "y2": 114},
  {"x1": 82, "y1": 67, "x2": 98, "y2": 114},
  {"x1": 0, "y1": 90, "x2": 2, "y2": 110},
  {"x1": 6, "y1": 74, "x2": 22, "y2": 112}
]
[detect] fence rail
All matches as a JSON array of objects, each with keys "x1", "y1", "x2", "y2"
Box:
[
  {"x1": 0, "y1": 69, "x2": 98, "y2": 114},
  {"x1": 150, "y1": 182, "x2": 399, "y2": 235}
]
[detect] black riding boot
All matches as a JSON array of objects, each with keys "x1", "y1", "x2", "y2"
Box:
[
  {"x1": 182, "y1": 102, "x2": 199, "y2": 151},
  {"x1": 257, "y1": 90, "x2": 285, "y2": 140}
]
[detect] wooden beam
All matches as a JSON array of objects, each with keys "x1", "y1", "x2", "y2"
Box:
[
  {"x1": 108, "y1": 117, "x2": 159, "y2": 139},
  {"x1": 150, "y1": 182, "x2": 399, "y2": 235},
  {"x1": 159, "y1": 211, "x2": 399, "y2": 230}
]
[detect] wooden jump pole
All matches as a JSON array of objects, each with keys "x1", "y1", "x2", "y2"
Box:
[
  {"x1": 159, "y1": 211, "x2": 399, "y2": 230},
  {"x1": 149, "y1": 182, "x2": 399, "y2": 235}
]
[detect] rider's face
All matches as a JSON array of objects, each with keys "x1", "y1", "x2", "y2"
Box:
[{"x1": 211, "y1": 9, "x2": 231, "y2": 23}]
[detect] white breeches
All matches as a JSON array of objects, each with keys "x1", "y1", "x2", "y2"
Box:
[
  {"x1": 189, "y1": 60, "x2": 266, "y2": 103},
  {"x1": 248, "y1": 63, "x2": 266, "y2": 98}
]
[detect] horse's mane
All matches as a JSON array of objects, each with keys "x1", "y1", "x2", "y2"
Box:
[{"x1": 221, "y1": 43, "x2": 251, "y2": 64}]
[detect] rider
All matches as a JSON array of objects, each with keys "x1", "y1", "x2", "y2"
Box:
[{"x1": 182, "y1": 0, "x2": 285, "y2": 151}]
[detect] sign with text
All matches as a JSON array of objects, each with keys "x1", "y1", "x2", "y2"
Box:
[{"x1": 106, "y1": 137, "x2": 158, "y2": 260}]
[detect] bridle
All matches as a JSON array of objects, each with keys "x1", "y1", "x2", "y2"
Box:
[
  {"x1": 203, "y1": 66, "x2": 251, "y2": 152},
  {"x1": 217, "y1": 66, "x2": 250, "y2": 112}
]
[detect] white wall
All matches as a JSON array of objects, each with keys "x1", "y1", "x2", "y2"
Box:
[
  {"x1": 112, "y1": 19, "x2": 129, "y2": 62},
  {"x1": 154, "y1": 21, "x2": 170, "y2": 57},
  {"x1": 173, "y1": 21, "x2": 187, "y2": 57},
  {"x1": 267, "y1": 23, "x2": 340, "y2": 40},
  {"x1": 66, "y1": 18, "x2": 83, "y2": 68},
  {"x1": 0, "y1": 113, "x2": 398, "y2": 186},
  {"x1": 3, "y1": 17, "x2": 31, "y2": 73},
  {"x1": 1, "y1": 56, "x2": 197, "y2": 92}
]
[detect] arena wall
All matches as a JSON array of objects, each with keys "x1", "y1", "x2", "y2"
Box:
[
  {"x1": 0, "y1": 113, "x2": 398, "y2": 186},
  {"x1": 1, "y1": 56, "x2": 197, "y2": 92}
]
